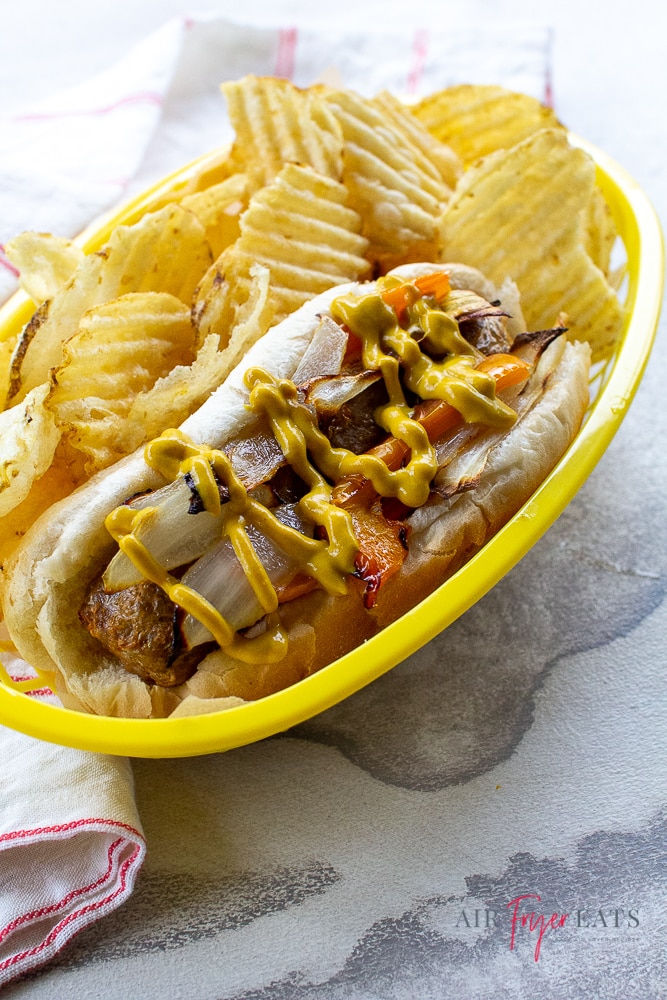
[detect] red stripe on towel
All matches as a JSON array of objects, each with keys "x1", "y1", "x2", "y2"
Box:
[
  {"x1": 275, "y1": 27, "x2": 298, "y2": 80},
  {"x1": 0, "y1": 246, "x2": 19, "y2": 277},
  {"x1": 0, "y1": 840, "x2": 142, "y2": 973},
  {"x1": 12, "y1": 91, "x2": 164, "y2": 123},
  {"x1": 544, "y1": 62, "x2": 554, "y2": 108},
  {"x1": 0, "y1": 838, "x2": 125, "y2": 945},
  {"x1": 0, "y1": 820, "x2": 145, "y2": 976},
  {"x1": 0, "y1": 818, "x2": 145, "y2": 845},
  {"x1": 407, "y1": 28, "x2": 429, "y2": 95}
]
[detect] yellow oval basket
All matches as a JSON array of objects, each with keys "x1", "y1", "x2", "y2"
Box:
[{"x1": 0, "y1": 136, "x2": 663, "y2": 757}]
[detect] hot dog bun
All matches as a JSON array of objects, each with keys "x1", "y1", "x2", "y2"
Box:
[
  {"x1": 168, "y1": 332, "x2": 590, "y2": 719},
  {"x1": 1, "y1": 265, "x2": 591, "y2": 718}
]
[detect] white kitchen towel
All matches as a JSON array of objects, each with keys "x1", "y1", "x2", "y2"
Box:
[
  {"x1": 0, "y1": 722, "x2": 145, "y2": 987},
  {"x1": 0, "y1": 13, "x2": 552, "y2": 304},
  {"x1": 0, "y1": 13, "x2": 551, "y2": 985}
]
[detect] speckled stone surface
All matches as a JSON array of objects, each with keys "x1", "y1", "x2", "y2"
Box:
[{"x1": 2, "y1": 1, "x2": 665, "y2": 997}]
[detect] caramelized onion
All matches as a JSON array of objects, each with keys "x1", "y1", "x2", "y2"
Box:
[
  {"x1": 225, "y1": 428, "x2": 286, "y2": 491},
  {"x1": 291, "y1": 314, "x2": 348, "y2": 384},
  {"x1": 102, "y1": 478, "x2": 225, "y2": 592},
  {"x1": 179, "y1": 505, "x2": 312, "y2": 650},
  {"x1": 303, "y1": 370, "x2": 382, "y2": 414}
]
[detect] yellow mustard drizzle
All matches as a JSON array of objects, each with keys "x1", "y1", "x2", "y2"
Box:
[
  {"x1": 331, "y1": 284, "x2": 518, "y2": 428},
  {"x1": 247, "y1": 367, "x2": 438, "y2": 509},
  {"x1": 105, "y1": 425, "x2": 360, "y2": 663},
  {"x1": 103, "y1": 276, "x2": 520, "y2": 667}
]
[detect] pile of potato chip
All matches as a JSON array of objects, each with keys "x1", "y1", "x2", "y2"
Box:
[{"x1": 0, "y1": 77, "x2": 625, "y2": 564}]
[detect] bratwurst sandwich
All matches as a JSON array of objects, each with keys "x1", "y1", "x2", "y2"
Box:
[{"x1": 1, "y1": 262, "x2": 590, "y2": 718}]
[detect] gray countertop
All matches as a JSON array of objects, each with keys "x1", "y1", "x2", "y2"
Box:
[{"x1": 2, "y1": 1, "x2": 665, "y2": 997}]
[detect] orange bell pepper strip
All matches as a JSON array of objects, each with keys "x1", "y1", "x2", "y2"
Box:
[
  {"x1": 332, "y1": 353, "x2": 532, "y2": 511},
  {"x1": 347, "y1": 501, "x2": 409, "y2": 608},
  {"x1": 279, "y1": 352, "x2": 532, "y2": 608},
  {"x1": 275, "y1": 573, "x2": 320, "y2": 604},
  {"x1": 381, "y1": 271, "x2": 452, "y2": 323},
  {"x1": 475, "y1": 353, "x2": 534, "y2": 389}
]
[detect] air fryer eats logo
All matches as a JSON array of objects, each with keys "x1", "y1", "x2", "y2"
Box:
[{"x1": 455, "y1": 895, "x2": 640, "y2": 961}]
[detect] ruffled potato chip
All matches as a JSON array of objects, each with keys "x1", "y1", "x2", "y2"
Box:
[
  {"x1": 145, "y1": 147, "x2": 237, "y2": 214},
  {"x1": 438, "y1": 129, "x2": 625, "y2": 362},
  {"x1": 411, "y1": 83, "x2": 564, "y2": 166},
  {"x1": 372, "y1": 89, "x2": 462, "y2": 191},
  {"x1": 181, "y1": 174, "x2": 249, "y2": 259},
  {"x1": 48, "y1": 292, "x2": 196, "y2": 473},
  {"x1": 322, "y1": 87, "x2": 451, "y2": 268},
  {"x1": 120, "y1": 266, "x2": 274, "y2": 455},
  {"x1": 7, "y1": 204, "x2": 212, "y2": 405},
  {"x1": 222, "y1": 75, "x2": 344, "y2": 191},
  {"x1": 583, "y1": 185, "x2": 622, "y2": 283},
  {"x1": 194, "y1": 162, "x2": 370, "y2": 341},
  {"x1": 4, "y1": 232, "x2": 85, "y2": 306},
  {"x1": 0, "y1": 383, "x2": 60, "y2": 519}
]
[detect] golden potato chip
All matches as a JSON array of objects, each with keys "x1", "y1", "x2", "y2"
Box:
[
  {"x1": 215, "y1": 262, "x2": 275, "y2": 370},
  {"x1": 195, "y1": 162, "x2": 370, "y2": 341},
  {"x1": 583, "y1": 184, "x2": 620, "y2": 280},
  {"x1": 372, "y1": 90, "x2": 462, "y2": 191},
  {"x1": 48, "y1": 292, "x2": 196, "y2": 473},
  {"x1": 0, "y1": 383, "x2": 60, "y2": 518},
  {"x1": 146, "y1": 147, "x2": 237, "y2": 213},
  {"x1": 178, "y1": 147, "x2": 237, "y2": 196},
  {"x1": 182, "y1": 173, "x2": 249, "y2": 259},
  {"x1": 119, "y1": 333, "x2": 227, "y2": 456},
  {"x1": 236, "y1": 163, "x2": 371, "y2": 304},
  {"x1": 121, "y1": 266, "x2": 274, "y2": 455},
  {"x1": 322, "y1": 87, "x2": 450, "y2": 268},
  {"x1": 0, "y1": 449, "x2": 84, "y2": 568},
  {"x1": 438, "y1": 129, "x2": 625, "y2": 361},
  {"x1": 4, "y1": 232, "x2": 85, "y2": 305},
  {"x1": 7, "y1": 203, "x2": 212, "y2": 405},
  {"x1": 411, "y1": 83, "x2": 564, "y2": 166},
  {"x1": 222, "y1": 75, "x2": 344, "y2": 191}
]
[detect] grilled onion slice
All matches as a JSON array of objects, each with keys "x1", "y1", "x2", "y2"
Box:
[
  {"x1": 179, "y1": 505, "x2": 312, "y2": 650},
  {"x1": 102, "y1": 477, "x2": 225, "y2": 592}
]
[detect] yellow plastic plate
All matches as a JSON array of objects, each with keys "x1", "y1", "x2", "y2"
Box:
[{"x1": 0, "y1": 136, "x2": 663, "y2": 757}]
